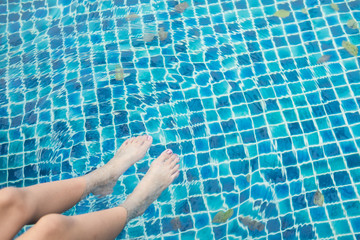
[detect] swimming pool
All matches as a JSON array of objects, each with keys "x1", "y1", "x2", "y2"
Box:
[{"x1": 1, "y1": 0, "x2": 360, "y2": 238}]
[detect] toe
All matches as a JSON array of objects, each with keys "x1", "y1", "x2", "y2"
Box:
[
  {"x1": 168, "y1": 155, "x2": 179, "y2": 168},
  {"x1": 143, "y1": 135, "x2": 153, "y2": 146},
  {"x1": 165, "y1": 154, "x2": 177, "y2": 163},
  {"x1": 134, "y1": 136, "x2": 142, "y2": 143},
  {"x1": 172, "y1": 157, "x2": 180, "y2": 167},
  {"x1": 136, "y1": 135, "x2": 146, "y2": 144},
  {"x1": 156, "y1": 149, "x2": 173, "y2": 162},
  {"x1": 164, "y1": 149, "x2": 173, "y2": 157},
  {"x1": 141, "y1": 135, "x2": 152, "y2": 144},
  {"x1": 171, "y1": 170, "x2": 180, "y2": 180},
  {"x1": 142, "y1": 135, "x2": 149, "y2": 143},
  {"x1": 170, "y1": 164, "x2": 180, "y2": 175}
]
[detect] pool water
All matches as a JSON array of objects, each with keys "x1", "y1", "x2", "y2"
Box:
[{"x1": 1, "y1": 0, "x2": 360, "y2": 239}]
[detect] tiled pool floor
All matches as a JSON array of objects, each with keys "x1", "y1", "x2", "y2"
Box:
[{"x1": 1, "y1": 0, "x2": 360, "y2": 239}]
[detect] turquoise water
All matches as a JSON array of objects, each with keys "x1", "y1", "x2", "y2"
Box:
[{"x1": 1, "y1": 0, "x2": 360, "y2": 239}]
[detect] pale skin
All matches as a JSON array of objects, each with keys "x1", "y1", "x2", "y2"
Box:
[{"x1": 0, "y1": 135, "x2": 180, "y2": 240}]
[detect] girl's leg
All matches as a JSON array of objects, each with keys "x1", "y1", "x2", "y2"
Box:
[
  {"x1": 0, "y1": 135, "x2": 152, "y2": 240},
  {"x1": 18, "y1": 208, "x2": 128, "y2": 240},
  {"x1": 18, "y1": 150, "x2": 180, "y2": 240}
]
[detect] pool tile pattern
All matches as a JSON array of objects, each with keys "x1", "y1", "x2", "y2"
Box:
[{"x1": 1, "y1": 0, "x2": 360, "y2": 239}]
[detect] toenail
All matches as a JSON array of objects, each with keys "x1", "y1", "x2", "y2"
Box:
[
  {"x1": 166, "y1": 149, "x2": 172, "y2": 154},
  {"x1": 147, "y1": 135, "x2": 152, "y2": 140}
]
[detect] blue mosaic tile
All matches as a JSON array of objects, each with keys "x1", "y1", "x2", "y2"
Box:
[{"x1": 3, "y1": 0, "x2": 360, "y2": 239}]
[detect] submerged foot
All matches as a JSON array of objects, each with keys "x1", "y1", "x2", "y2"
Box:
[
  {"x1": 83, "y1": 135, "x2": 153, "y2": 197},
  {"x1": 120, "y1": 149, "x2": 180, "y2": 221}
]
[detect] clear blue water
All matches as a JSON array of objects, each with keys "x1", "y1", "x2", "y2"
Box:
[{"x1": 1, "y1": 0, "x2": 360, "y2": 239}]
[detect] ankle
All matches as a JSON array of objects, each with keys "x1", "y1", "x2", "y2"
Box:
[{"x1": 119, "y1": 197, "x2": 142, "y2": 221}]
